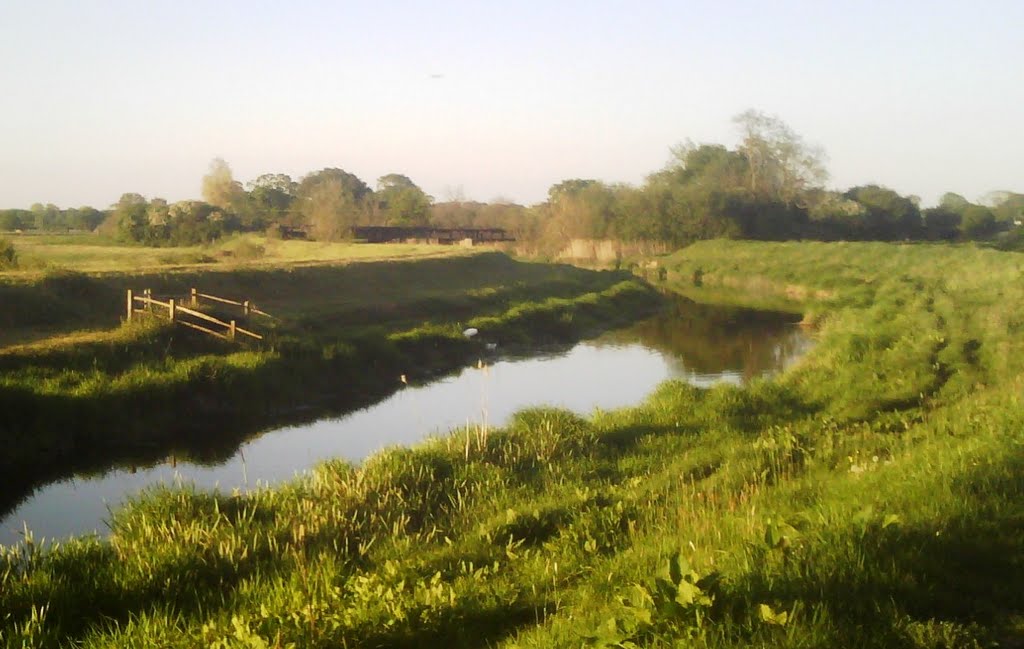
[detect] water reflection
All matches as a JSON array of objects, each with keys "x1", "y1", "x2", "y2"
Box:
[
  {"x1": 0, "y1": 296, "x2": 809, "y2": 545},
  {"x1": 596, "y1": 297, "x2": 809, "y2": 383}
]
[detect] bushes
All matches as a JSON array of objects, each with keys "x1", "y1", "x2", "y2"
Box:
[{"x1": 0, "y1": 237, "x2": 16, "y2": 268}]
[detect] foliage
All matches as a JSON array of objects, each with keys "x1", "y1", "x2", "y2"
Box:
[
  {"x1": 839, "y1": 184, "x2": 922, "y2": 240},
  {"x1": 295, "y1": 168, "x2": 373, "y2": 240},
  {"x1": 733, "y1": 109, "x2": 828, "y2": 205},
  {"x1": 0, "y1": 238, "x2": 16, "y2": 268},
  {"x1": 375, "y1": 174, "x2": 432, "y2": 226},
  {"x1": 960, "y1": 205, "x2": 997, "y2": 238},
  {"x1": 5, "y1": 113, "x2": 1019, "y2": 250},
  {"x1": 201, "y1": 158, "x2": 247, "y2": 213}
]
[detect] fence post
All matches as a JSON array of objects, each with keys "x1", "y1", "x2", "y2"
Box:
[
  {"x1": 190, "y1": 288, "x2": 197, "y2": 307},
  {"x1": 229, "y1": 320, "x2": 236, "y2": 340},
  {"x1": 144, "y1": 288, "x2": 152, "y2": 312},
  {"x1": 126, "y1": 289, "x2": 133, "y2": 322},
  {"x1": 168, "y1": 298, "x2": 176, "y2": 321},
  {"x1": 243, "y1": 300, "x2": 250, "y2": 316}
]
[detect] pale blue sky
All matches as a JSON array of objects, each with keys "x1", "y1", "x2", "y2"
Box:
[{"x1": 1, "y1": 0, "x2": 1021, "y2": 209}]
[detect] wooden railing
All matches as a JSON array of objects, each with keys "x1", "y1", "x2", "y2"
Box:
[
  {"x1": 126, "y1": 288, "x2": 273, "y2": 341},
  {"x1": 187, "y1": 288, "x2": 276, "y2": 319}
]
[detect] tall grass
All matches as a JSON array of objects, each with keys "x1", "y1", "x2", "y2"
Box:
[{"x1": 2, "y1": 241, "x2": 1023, "y2": 647}]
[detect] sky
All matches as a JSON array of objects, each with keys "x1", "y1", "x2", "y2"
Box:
[{"x1": 1, "y1": 0, "x2": 1021, "y2": 209}]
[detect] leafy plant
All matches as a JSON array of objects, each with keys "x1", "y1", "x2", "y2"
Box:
[{"x1": 586, "y1": 551, "x2": 721, "y2": 647}]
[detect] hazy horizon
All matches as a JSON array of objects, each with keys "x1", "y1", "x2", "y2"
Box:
[{"x1": 2, "y1": 0, "x2": 1021, "y2": 210}]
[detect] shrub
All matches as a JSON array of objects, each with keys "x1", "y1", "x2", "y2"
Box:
[
  {"x1": 232, "y1": 239, "x2": 266, "y2": 261},
  {"x1": 0, "y1": 237, "x2": 17, "y2": 268}
]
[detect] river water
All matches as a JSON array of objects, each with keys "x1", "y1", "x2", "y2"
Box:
[{"x1": 0, "y1": 297, "x2": 810, "y2": 546}]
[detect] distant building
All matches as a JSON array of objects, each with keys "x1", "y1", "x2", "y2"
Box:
[{"x1": 351, "y1": 226, "x2": 514, "y2": 245}]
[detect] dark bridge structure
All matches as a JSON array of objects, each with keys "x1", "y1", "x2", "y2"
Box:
[{"x1": 352, "y1": 226, "x2": 514, "y2": 244}]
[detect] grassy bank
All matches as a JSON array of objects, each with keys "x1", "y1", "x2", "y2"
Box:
[
  {"x1": 0, "y1": 252, "x2": 660, "y2": 521},
  {"x1": 3, "y1": 241, "x2": 1023, "y2": 648},
  {"x1": 1, "y1": 232, "x2": 459, "y2": 277}
]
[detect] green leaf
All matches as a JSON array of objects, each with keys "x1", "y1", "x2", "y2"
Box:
[
  {"x1": 852, "y1": 506, "x2": 875, "y2": 529},
  {"x1": 759, "y1": 603, "x2": 789, "y2": 626},
  {"x1": 675, "y1": 579, "x2": 702, "y2": 606}
]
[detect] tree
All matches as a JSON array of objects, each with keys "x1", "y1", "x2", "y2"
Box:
[
  {"x1": 960, "y1": 205, "x2": 996, "y2": 239},
  {"x1": 0, "y1": 210, "x2": 29, "y2": 231},
  {"x1": 69, "y1": 206, "x2": 105, "y2": 231},
  {"x1": 201, "y1": 158, "x2": 245, "y2": 212},
  {"x1": 643, "y1": 144, "x2": 751, "y2": 242},
  {"x1": 922, "y1": 207, "x2": 961, "y2": 240},
  {"x1": 844, "y1": 185, "x2": 922, "y2": 240},
  {"x1": 30, "y1": 203, "x2": 61, "y2": 231},
  {"x1": 542, "y1": 180, "x2": 618, "y2": 242},
  {"x1": 375, "y1": 174, "x2": 431, "y2": 226},
  {"x1": 987, "y1": 191, "x2": 1024, "y2": 226},
  {"x1": 105, "y1": 193, "x2": 149, "y2": 242},
  {"x1": 303, "y1": 179, "x2": 355, "y2": 240},
  {"x1": 732, "y1": 109, "x2": 828, "y2": 206},
  {"x1": 246, "y1": 173, "x2": 297, "y2": 230},
  {"x1": 295, "y1": 168, "x2": 372, "y2": 239},
  {"x1": 548, "y1": 179, "x2": 600, "y2": 202},
  {"x1": 939, "y1": 192, "x2": 971, "y2": 214}
]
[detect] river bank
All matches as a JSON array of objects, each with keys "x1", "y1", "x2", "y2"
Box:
[
  {"x1": 2, "y1": 240, "x2": 1022, "y2": 648},
  {"x1": 1, "y1": 296, "x2": 807, "y2": 545},
  {"x1": 0, "y1": 252, "x2": 663, "y2": 527}
]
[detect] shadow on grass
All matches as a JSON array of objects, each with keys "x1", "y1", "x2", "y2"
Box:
[{"x1": 724, "y1": 450, "x2": 1024, "y2": 646}]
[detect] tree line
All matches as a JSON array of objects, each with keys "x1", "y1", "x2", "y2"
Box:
[{"x1": 2, "y1": 110, "x2": 1022, "y2": 250}]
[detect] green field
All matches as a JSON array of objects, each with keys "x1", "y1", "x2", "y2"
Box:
[
  {"x1": 2, "y1": 241, "x2": 1023, "y2": 648},
  {"x1": 2, "y1": 232, "x2": 464, "y2": 276}
]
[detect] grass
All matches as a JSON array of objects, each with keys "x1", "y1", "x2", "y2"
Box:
[
  {"x1": 1, "y1": 232, "x2": 466, "y2": 276},
  {"x1": 2, "y1": 240, "x2": 1023, "y2": 647},
  {"x1": 0, "y1": 252, "x2": 661, "y2": 523},
  {"x1": 0, "y1": 249, "x2": 613, "y2": 347}
]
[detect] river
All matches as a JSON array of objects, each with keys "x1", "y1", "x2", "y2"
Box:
[{"x1": 0, "y1": 296, "x2": 810, "y2": 546}]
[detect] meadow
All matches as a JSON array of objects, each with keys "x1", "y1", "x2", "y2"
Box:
[
  {"x1": 2, "y1": 232, "x2": 459, "y2": 275},
  {"x1": 2, "y1": 240, "x2": 1023, "y2": 648}
]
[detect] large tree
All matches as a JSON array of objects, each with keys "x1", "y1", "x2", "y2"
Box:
[
  {"x1": 30, "y1": 203, "x2": 61, "y2": 231},
  {"x1": 960, "y1": 205, "x2": 997, "y2": 239},
  {"x1": 987, "y1": 191, "x2": 1024, "y2": 226},
  {"x1": 542, "y1": 179, "x2": 621, "y2": 241},
  {"x1": 295, "y1": 168, "x2": 372, "y2": 240},
  {"x1": 246, "y1": 173, "x2": 297, "y2": 229},
  {"x1": 0, "y1": 210, "x2": 30, "y2": 231},
  {"x1": 66, "y1": 206, "x2": 105, "y2": 231},
  {"x1": 201, "y1": 158, "x2": 246, "y2": 212},
  {"x1": 843, "y1": 185, "x2": 922, "y2": 240},
  {"x1": 104, "y1": 193, "x2": 149, "y2": 242},
  {"x1": 733, "y1": 109, "x2": 828, "y2": 206},
  {"x1": 375, "y1": 174, "x2": 431, "y2": 226}
]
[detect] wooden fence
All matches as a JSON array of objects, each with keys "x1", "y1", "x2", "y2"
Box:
[{"x1": 126, "y1": 288, "x2": 273, "y2": 341}]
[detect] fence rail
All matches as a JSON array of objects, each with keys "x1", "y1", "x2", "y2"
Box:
[
  {"x1": 189, "y1": 289, "x2": 276, "y2": 319},
  {"x1": 127, "y1": 288, "x2": 272, "y2": 342}
]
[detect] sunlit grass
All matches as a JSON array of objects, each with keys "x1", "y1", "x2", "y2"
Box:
[
  {"x1": 2, "y1": 241, "x2": 1023, "y2": 647},
  {"x1": 1, "y1": 232, "x2": 467, "y2": 276}
]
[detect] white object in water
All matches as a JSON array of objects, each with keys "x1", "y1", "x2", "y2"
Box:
[
  {"x1": 463, "y1": 328, "x2": 479, "y2": 338},
  {"x1": 485, "y1": 342, "x2": 497, "y2": 351}
]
